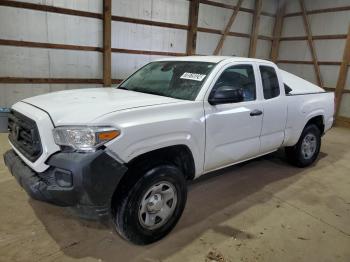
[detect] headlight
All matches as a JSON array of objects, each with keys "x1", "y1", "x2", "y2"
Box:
[{"x1": 53, "y1": 126, "x2": 120, "y2": 152}]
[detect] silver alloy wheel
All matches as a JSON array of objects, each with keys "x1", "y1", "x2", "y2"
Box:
[
  {"x1": 301, "y1": 133, "x2": 317, "y2": 160},
  {"x1": 138, "y1": 181, "x2": 177, "y2": 230}
]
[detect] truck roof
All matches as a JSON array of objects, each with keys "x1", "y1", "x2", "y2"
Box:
[{"x1": 156, "y1": 56, "x2": 276, "y2": 65}]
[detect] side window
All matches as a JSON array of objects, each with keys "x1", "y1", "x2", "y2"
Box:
[
  {"x1": 259, "y1": 66, "x2": 280, "y2": 99},
  {"x1": 211, "y1": 64, "x2": 256, "y2": 102}
]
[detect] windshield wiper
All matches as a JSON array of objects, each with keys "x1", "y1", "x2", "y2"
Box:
[{"x1": 118, "y1": 86, "x2": 129, "y2": 90}]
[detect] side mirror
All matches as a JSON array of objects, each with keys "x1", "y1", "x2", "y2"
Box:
[{"x1": 208, "y1": 86, "x2": 244, "y2": 105}]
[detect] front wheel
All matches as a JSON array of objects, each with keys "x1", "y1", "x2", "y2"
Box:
[
  {"x1": 285, "y1": 124, "x2": 321, "y2": 167},
  {"x1": 113, "y1": 164, "x2": 187, "y2": 245}
]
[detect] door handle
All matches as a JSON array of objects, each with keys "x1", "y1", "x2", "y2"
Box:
[{"x1": 250, "y1": 109, "x2": 263, "y2": 116}]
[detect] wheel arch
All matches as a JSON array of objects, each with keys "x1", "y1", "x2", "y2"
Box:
[{"x1": 111, "y1": 145, "x2": 195, "y2": 213}]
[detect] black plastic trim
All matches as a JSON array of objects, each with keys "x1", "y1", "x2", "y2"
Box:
[{"x1": 4, "y1": 149, "x2": 128, "y2": 219}]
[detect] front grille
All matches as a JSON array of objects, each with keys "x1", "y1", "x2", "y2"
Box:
[{"x1": 8, "y1": 110, "x2": 43, "y2": 162}]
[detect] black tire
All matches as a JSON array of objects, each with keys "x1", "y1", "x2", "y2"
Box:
[
  {"x1": 285, "y1": 124, "x2": 321, "y2": 167},
  {"x1": 113, "y1": 164, "x2": 187, "y2": 245}
]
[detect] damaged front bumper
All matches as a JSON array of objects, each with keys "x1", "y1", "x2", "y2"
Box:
[{"x1": 4, "y1": 149, "x2": 127, "y2": 220}]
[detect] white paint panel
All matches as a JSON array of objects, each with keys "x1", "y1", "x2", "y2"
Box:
[
  {"x1": 259, "y1": 16, "x2": 274, "y2": 37},
  {"x1": 0, "y1": 46, "x2": 101, "y2": 78},
  {"x1": 196, "y1": 32, "x2": 221, "y2": 55},
  {"x1": 48, "y1": 49, "x2": 102, "y2": 78},
  {"x1": 204, "y1": 0, "x2": 254, "y2": 9},
  {"x1": 309, "y1": 11, "x2": 350, "y2": 35},
  {"x1": 0, "y1": 7, "x2": 48, "y2": 42},
  {"x1": 12, "y1": 0, "x2": 102, "y2": 13},
  {"x1": 0, "y1": 46, "x2": 50, "y2": 78},
  {"x1": 285, "y1": 0, "x2": 300, "y2": 14},
  {"x1": 112, "y1": 21, "x2": 187, "y2": 53},
  {"x1": 279, "y1": 41, "x2": 312, "y2": 61},
  {"x1": 278, "y1": 63, "x2": 317, "y2": 85},
  {"x1": 261, "y1": 0, "x2": 277, "y2": 14},
  {"x1": 49, "y1": 0, "x2": 102, "y2": 13},
  {"x1": 339, "y1": 94, "x2": 350, "y2": 118},
  {"x1": 0, "y1": 6, "x2": 102, "y2": 47},
  {"x1": 221, "y1": 36, "x2": 250, "y2": 57},
  {"x1": 282, "y1": 16, "x2": 306, "y2": 37},
  {"x1": 241, "y1": 0, "x2": 255, "y2": 10},
  {"x1": 112, "y1": 53, "x2": 166, "y2": 80},
  {"x1": 230, "y1": 12, "x2": 253, "y2": 34},
  {"x1": 46, "y1": 13, "x2": 102, "y2": 47},
  {"x1": 198, "y1": 4, "x2": 231, "y2": 30},
  {"x1": 255, "y1": 39, "x2": 271, "y2": 59},
  {"x1": 305, "y1": 0, "x2": 350, "y2": 11},
  {"x1": 319, "y1": 65, "x2": 340, "y2": 88},
  {"x1": 112, "y1": 0, "x2": 189, "y2": 25},
  {"x1": 314, "y1": 39, "x2": 346, "y2": 61}
]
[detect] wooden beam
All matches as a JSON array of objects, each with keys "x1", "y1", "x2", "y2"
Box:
[
  {"x1": 334, "y1": 25, "x2": 350, "y2": 117},
  {"x1": 213, "y1": 0, "x2": 243, "y2": 55},
  {"x1": 299, "y1": 0, "x2": 323, "y2": 87},
  {"x1": 248, "y1": 0, "x2": 262, "y2": 57},
  {"x1": 0, "y1": 77, "x2": 103, "y2": 84},
  {"x1": 112, "y1": 48, "x2": 186, "y2": 56},
  {"x1": 186, "y1": 0, "x2": 200, "y2": 55},
  {"x1": 285, "y1": 5, "x2": 350, "y2": 17},
  {"x1": 280, "y1": 34, "x2": 347, "y2": 41},
  {"x1": 336, "y1": 116, "x2": 350, "y2": 128},
  {"x1": 112, "y1": 16, "x2": 188, "y2": 30},
  {"x1": 270, "y1": 0, "x2": 286, "y2": 62},
  {"x1": 324, "y1": 87, "x2": 350, "y2": 94},
  {"x1": 103, "y1": 0, "x2": 112, "y2": 87},
  {"x1": 0, "y1": 0, "x2": 102, "y2": 19},
  {"x1": 0, "y1": 39, "x2": 103, "y2": 52},
  {"x1": 199, "y1": 0, "x2": 275, "y2": 17}
]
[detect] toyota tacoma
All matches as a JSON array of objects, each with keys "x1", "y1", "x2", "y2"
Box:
[{"x1": 4, "y1": 56, "x2": 334, "y2": 244}]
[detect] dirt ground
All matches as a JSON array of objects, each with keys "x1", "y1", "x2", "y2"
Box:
[{"x1": 0, "y1": 127, "x2": 349, "y2": 262}]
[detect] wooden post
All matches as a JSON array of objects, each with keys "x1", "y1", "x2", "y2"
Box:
[
  {"x1": 186, "y1": 0, "x2": 200, "y2": 56},
  {"x1": 299, "y1": 0, "x2": 323, "y2": 87},
  {"x1": 213, "y1": 0, "x2": 243, "y2": 55},
  {"x1": 334, "y1": 24, "x2": 350, "y2": 117},
  {"x1": 248, "y1": 0, "x2": 262, "y2": 57},
  {"x1": 103, "y1": 0, "x2": 112, "y2": 86},
  {"x1": 270, "y1": 0, "x2": 286, "y2": 62}
]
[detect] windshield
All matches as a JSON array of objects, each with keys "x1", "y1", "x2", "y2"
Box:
[{"x1": 118, "y1": 61, "x2": 216, "y2": 100}]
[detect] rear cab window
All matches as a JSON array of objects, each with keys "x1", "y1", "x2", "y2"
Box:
[{"x1": 259, "y1": 66, "x2": 280, "y2": 99}]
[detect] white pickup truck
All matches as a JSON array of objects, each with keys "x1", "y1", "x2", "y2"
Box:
[{"x1": 4, "y1": 56, "x2": 334, "y2": 244}]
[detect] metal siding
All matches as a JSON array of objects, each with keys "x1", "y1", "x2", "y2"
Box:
[
  {"x1": 259, "y1": 16, "x2": 274, "y2": 37},
  {"x1": 279, "y1": 40, "x2": 312, "y2": 61},
  {"x1": 309, "y1": 11, "x2": 350, "y2": 36},
  {"x1": 222, "y1": 36, "x2": 250, "y2": 57},
  {"x1": 255, "y1": 39, "x2": 271, "y2": 59},
  {"x1": 339, "y1": 94, "x2": 350, "y2": 117},
  {"x1": 196, "y1": 32, "x2": 221, "y2": 55},
  {"x1": 319, "y1": 65, "x2": 340, "y2": 88},
  {"x1": 282, "y1": 16, "x2": 306, "y2": 37},
  {"x1": 278, "y1": 63, "x2": 317, "y2": 84},
  {"x1": 314, "y1": 39, "x2": 346, "y2": 62},
  {"x1": 112, "y1": 21, "x2": 187, "y2": 53},
  {"x1": 112, "y1": 0, "x2": 189, "y2": 25}
]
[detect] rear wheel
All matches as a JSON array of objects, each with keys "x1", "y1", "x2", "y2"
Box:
[
  {"x1": 113, "y1": 164, "x2": 187, "y2": 245},
  {"x1": 285, "y1": 124, "x2": 321, "y2": 167}
]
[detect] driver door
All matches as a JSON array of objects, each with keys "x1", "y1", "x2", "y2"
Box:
[{"x1": 204, "y1": 63, "x2": 263, "y2": 172}]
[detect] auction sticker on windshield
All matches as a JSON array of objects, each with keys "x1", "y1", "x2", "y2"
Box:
[{"x1": 180, "y1": 72, "x2": 206, "y2": 82}]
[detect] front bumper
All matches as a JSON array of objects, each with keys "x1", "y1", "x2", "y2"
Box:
[{"x1": 4, "y1": 149, "x2": 127, "y2": 220}]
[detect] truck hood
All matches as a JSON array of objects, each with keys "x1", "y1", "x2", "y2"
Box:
[{"x1": 22, "y1": 88, "x2": 180, "y2": 125}]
